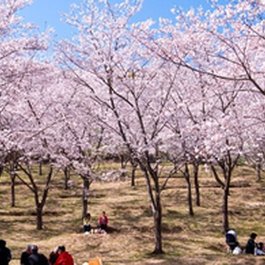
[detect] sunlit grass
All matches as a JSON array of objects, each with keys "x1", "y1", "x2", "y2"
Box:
[{"x1": 0, "y1": 163, "x2": 265, "y2": 264}]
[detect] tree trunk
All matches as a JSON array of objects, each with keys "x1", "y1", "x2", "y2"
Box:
[
  {"x1": 184, "y1": 163, "x2": 194, "y2": 216},
  {"x1": 82, "y1": 175, "x2": 90, "y2": 218},
  {"x1": 223, "y1": 186, "x2": 229, "y2": 232},
  {"x1": 131, "y1": 166, "x2": 136, "y2": 187},
  {"x1": 152, "y1": 195, "x2": 163, "y2": 254},
  {"x1": 34, "y1": 166, "x2": 53, "y2": 230},
  {"x1": 131, "y1": 160, "x2": 137, "y2": 187},
  {"x1": 0, "y1": 164, "x2": 4, "y2": 177},
  {"x1": 9, "y1": 162, "x2": 17, "y2": 207},
  {"x1": 36, "y1": 205, "x2": 43, "y2": 230},
  {"x1": 10, "y1": 173, "x2": 16, "y2": 207},
  {"x1": 18, "y1": 164, "x2": 53, "y2": 230},
  {"x1": 120, "y1": 155, "x2": 127, "y2": 180},
  {"x1": 141, "y1": 166, "x2": 164, "y2": 254},
  {"x1": 64, "y1": 167, "x2": 70, "y2": 190},
  {"x1": 256, "y1": 162, "x2": 261, "y2": 182},
  {"x1": 211, "y1": 162, "x2": 234, "y2": 233},
  {"x1": 39, "y1": 161, "x2": 43, "y2": 176},
  {"x1": 33, "y1": 188, "x2": 44, "y2": 230},
  {"x1": 193, "y1": 162, "x2": 200, "y2": 207}
]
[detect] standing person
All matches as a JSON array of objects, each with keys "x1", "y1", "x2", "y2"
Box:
[
  {"x1": 0, "y1": 240, "x2": 12, "y2": 265},
  {"x1": 245, "y1": 232, "x2": 257, "y2": 255},
  {"x1": 54, "y1": 246, "x2": 74, "y2": 265},
  {"x1": 20, "y1": 245, "x2": 32, "y2": 265},
  {"x1": 28, "y1": 245, "x2": 49, "y2": 265},
  {"x1": 98, "y1": 211, "x2": 109, "y2": 232}
]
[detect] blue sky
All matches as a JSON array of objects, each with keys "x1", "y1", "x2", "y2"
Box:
[{"x1": 20, "y1": 0, "x2": 215, "y2": 40}]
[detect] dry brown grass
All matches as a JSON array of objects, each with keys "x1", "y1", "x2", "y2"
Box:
[{"x1": 1, "y1": 164, "x2": 265, "y2": 265}]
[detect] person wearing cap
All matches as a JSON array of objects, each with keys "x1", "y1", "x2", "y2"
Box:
[
  {"x1": 20, "y1": 245, "x2": 32, "y2": 265},
  {"x1": 0, "y1": 240, "x2": 12, "y2": 265},
  {"x1": 245, "y1": 232, "x2": 258, "y2": 254},
  {"x1": 54, "y1": 246, "x2": 74, "y2": 265},
  {"x1": 28, "y1": 245, "x2": 49, "y2": 265}
]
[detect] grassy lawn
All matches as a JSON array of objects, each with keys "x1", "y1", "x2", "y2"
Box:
[{"x1": 0, "y1": 164, "x2": 265, "y2": 265}]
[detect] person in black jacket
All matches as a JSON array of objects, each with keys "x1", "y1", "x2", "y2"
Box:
[
  {"x1": 20, "y1": 245, "x2": 32, "y2": 265},
  {"x1": 0, "y1": 240, "x2": 12, "y2": 265},
  {"x1": 245, "y1": 232, "x2": 257, "y2": 254},
  {"x1": 28, "y1": 245, "x2": 49, "y2": 265}
]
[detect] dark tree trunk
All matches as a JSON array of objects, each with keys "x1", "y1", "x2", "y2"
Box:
[
  {"x1": 0, "y1": 164, "x2": 4, "y2": 176},
  {"x1": 82, "y1": 175, "x2": 90, "y2": 219},
  {"x1": 131, "y1": 165, "x2": 136, "y2": 187},
  {"x1": 64, "y1": 167, "x2": 70, "y2": 190},
  {"x1": 211, "y1": 151, "x2": 237, "y2": 234},
  {"x1": 10, "y1": 173, "x2": 16, "y2": 207},
  {"x1": 223, "y1": 185, "x2": 229, "y2": 232},
  {"x1": 34, "y1": 167, "x2": 53, "y2": 230},
  {"x1": 184, "y1": 163, "x2": 194, "y2": 216},
  {"x1": 36, "y1": 204, "x2": 44, "y2": 230},
  {"x1": 39, "y1": 161, "x2": 43, "y2": 176},
  {"x1": 120, "y1": 155, "x2": 127, "y2": 179},
  {"x1": 130, "y1": 160, "x2": 137, "y2": 187},
  {"x1": 152, "y1": 194, "x2": 163, "y2": 254},
  {"x1": 222, "y1": 166, "x2": 232, "y2": 233},
  {"x1": 9, "y1": 162, "x2": 17, "y2": 207},
  {"x1": 193, "y1": 162, "x2": 200, "y2": 207},
  {"x1": 256, "y1": 162, "x2": 261, "y2": 182}
]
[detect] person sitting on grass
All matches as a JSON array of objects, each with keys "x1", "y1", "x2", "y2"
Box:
[
  {"x1": 245, "y1": 232, "x2": 257, "y2": 255},
  {"x1": 83, "y1": 213, "x2": 91, "y2": 234},
  {"x1": 256, "y1": 242, "x2": 265, "y2": 256},
  {"x1": 98, "y1": 211, "x2": 109, "y2": 232},
  {"x1": 225, "y1": 229, "x2": 241, "y2": 254}
]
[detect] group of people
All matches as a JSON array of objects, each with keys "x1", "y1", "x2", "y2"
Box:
[
  {"x1": 83, "y1": 211, "x2": 109, "y2": 234},
  {"x1": 226, "y1": 229, "x2": 265, "y2": 255},
  {"x1": 0, "y1": 240, "x2": 74, "y2": 265}
]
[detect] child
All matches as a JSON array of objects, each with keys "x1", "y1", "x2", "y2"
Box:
[{"x1": 255, "y1": 242, "x2": 265, "y2": 256}]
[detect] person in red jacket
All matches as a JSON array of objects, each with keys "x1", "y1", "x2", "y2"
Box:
[
  {"x1": 98, "y1": 211, "x2": 109, "y2": 232},
  {"x1": 54, "y1": 246, "x2": 74, "y2": 265}
]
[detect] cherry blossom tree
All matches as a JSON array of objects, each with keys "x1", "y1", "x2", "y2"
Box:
[
  {"x1": 243, "y1": 92, "x2": 265, "y2": 181},
  {"x1": 163, "y1": 70, "x2": 211, "y2": 213},
  {"x1": 201, "y1": 82, "x2": 245, "y2": 231},
  {"x1": 0, "y1": 0, "x2": 50, "y2": 210},
  {"x1": 142, "y1": 0, "x2": 265, "y2": 92},
  {"x1": 133, "y1": 0, "x2": 265, "y2": 231},
  {"x1": 52, "y1": 74, "x2": 106, "y2": 218},
  {"x1": 57, "y1": 0, "x2": 193, "y2": 254},
  {"x1": 1, "y1": 61, "x2": 64, "y2": 229}
]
